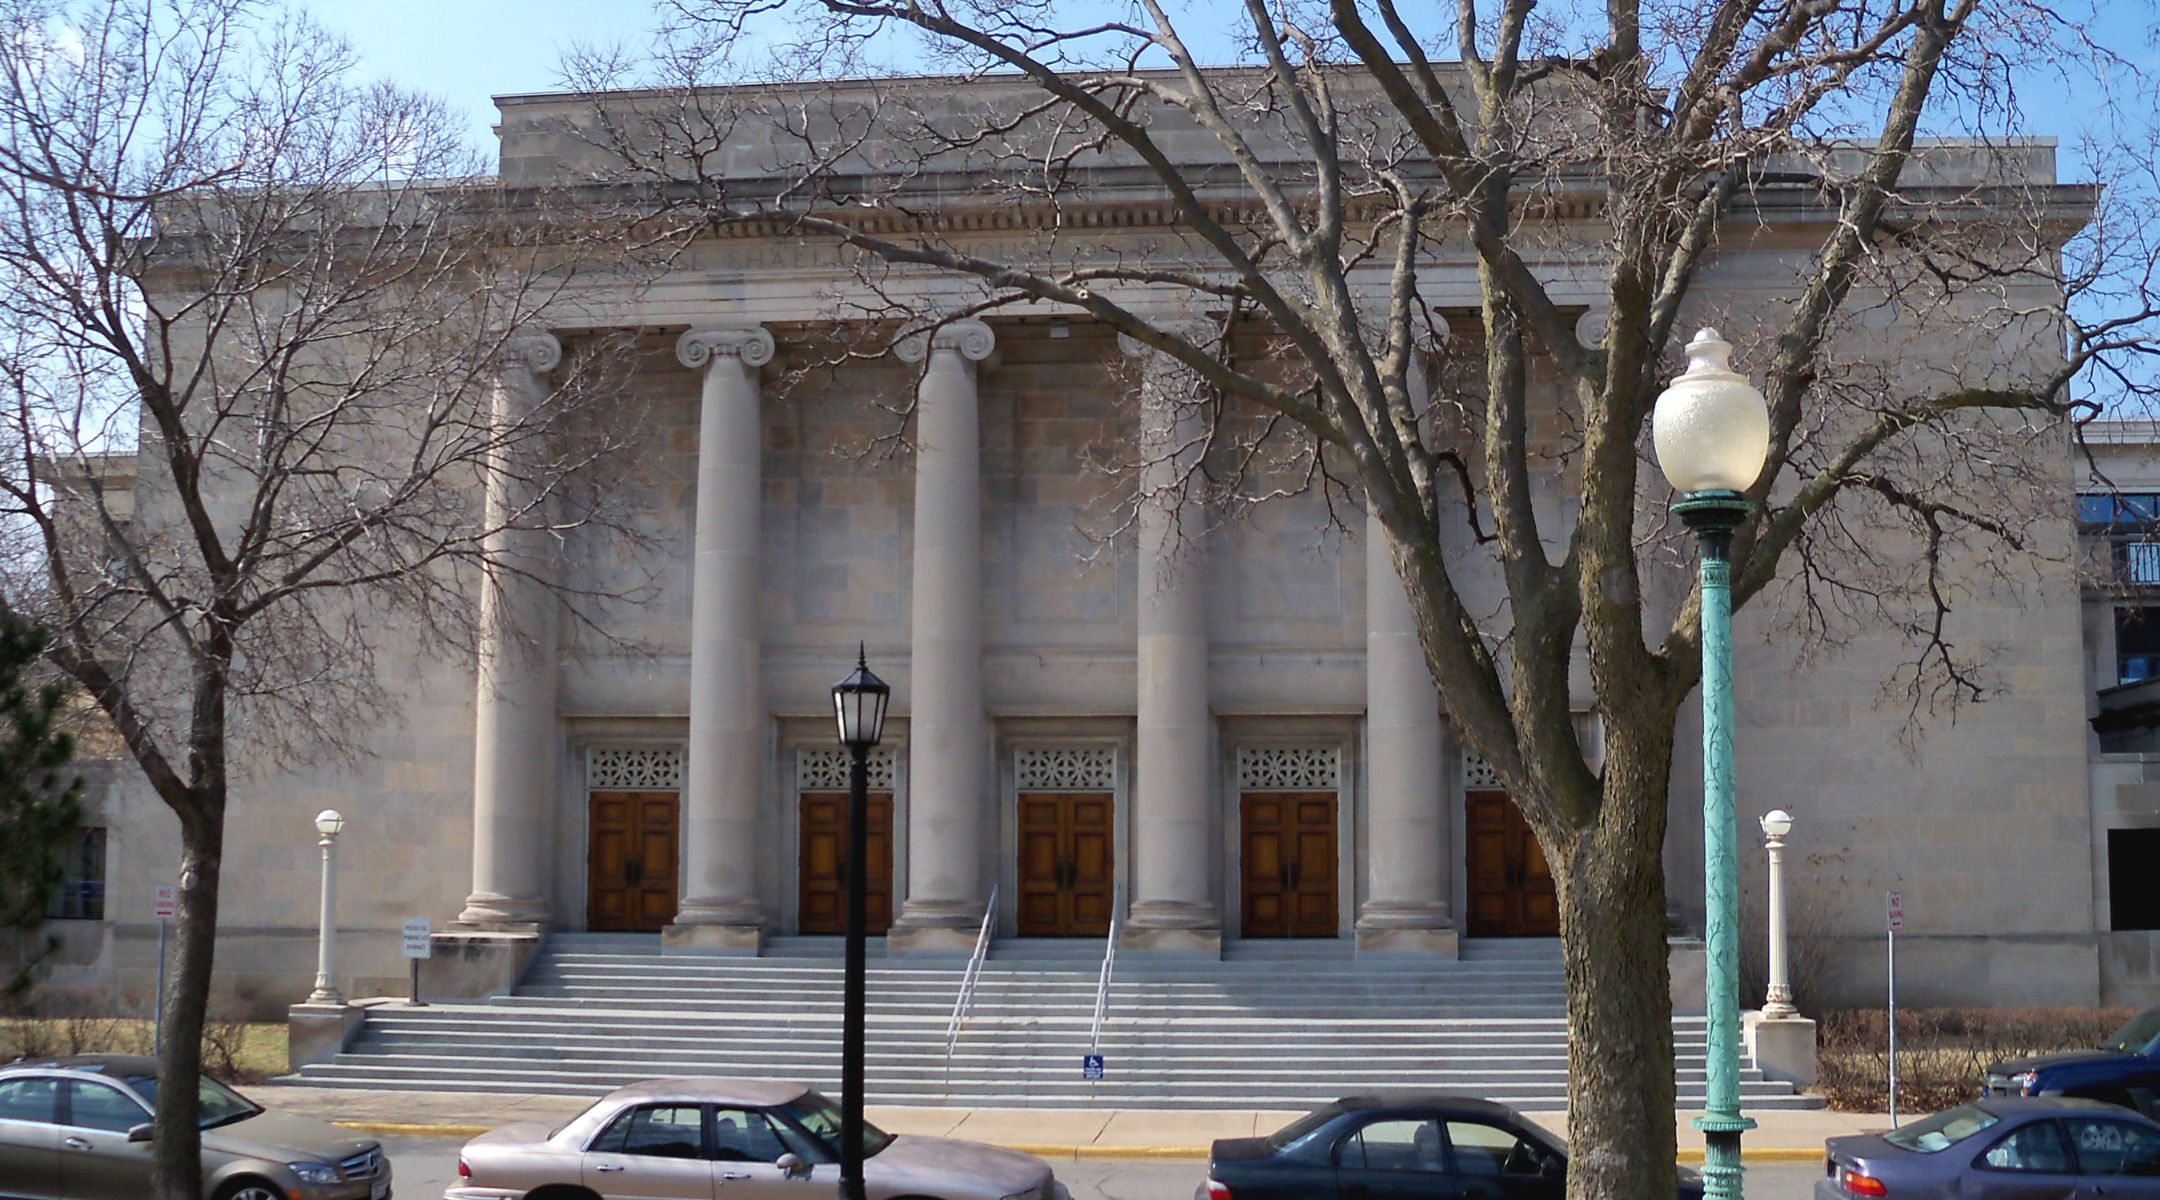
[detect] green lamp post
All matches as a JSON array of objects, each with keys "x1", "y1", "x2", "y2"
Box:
[{"x1": 1654, "y1": 328, "x2": 1771, "y2": 1200}]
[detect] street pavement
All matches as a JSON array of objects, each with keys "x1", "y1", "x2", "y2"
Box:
[{"x1": 380, "y1": 1131, "x2": 1832, "y2": 1199}]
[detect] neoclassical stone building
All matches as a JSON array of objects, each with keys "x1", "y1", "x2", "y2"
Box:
[{"x1": 31, "y1": 77, "x2": 2160, "y2": 1017}]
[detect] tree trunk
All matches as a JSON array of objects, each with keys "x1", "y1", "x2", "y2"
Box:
[
  {"x1": 1554, "y1": 783, "x2": 1678, "y2": 1200},
  {"x1": 153, "y1": 797, "x2": 221, "y2": 1200}
]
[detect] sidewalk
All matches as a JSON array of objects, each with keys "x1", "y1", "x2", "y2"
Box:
[{"x1": 247, "y1": 1084, "x2": 1878, "y2": 1163}]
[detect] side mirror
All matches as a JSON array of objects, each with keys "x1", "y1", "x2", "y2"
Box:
[
  {"x1": 776, "y1": 1152, "x2": 808, "y2": 1178},
  {"x1": 127, "y1": 1123, "x2": 152, "y2": 1143}
]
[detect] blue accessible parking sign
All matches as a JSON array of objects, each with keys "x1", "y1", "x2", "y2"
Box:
[{"x1": 1082, "y1": 1053, "x2": 1104, "y2": 1080}]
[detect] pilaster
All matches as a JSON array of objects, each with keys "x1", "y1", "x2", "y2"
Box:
[
  {"x1": 666, "y1": 326, "x2": 776, "y2": 954},
  {"x1": 889, "y1": 320, "x2": 997, "y2": 953},
  {"x1": 457, "y1": 331, "x2": 562, "y2": 930}
]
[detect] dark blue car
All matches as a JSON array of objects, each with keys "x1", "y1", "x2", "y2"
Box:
[
  {"x1": 1818, "y1": 1097, "x2": 2160, "y2": 1199},
  {"x1": 1195, "y1": 1094, "x2": 1703, "y2": 1200},
  {"x1": 1984, "y1": 1008, "x2": 2160, "y2": 1116}
]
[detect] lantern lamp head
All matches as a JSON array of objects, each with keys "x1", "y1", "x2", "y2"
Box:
[
  {"x1": 1760, "y1": 809, "x2": 1794, "y2": 840},
  {"x1": 831, "y1": 645, "x2": 890, "y2": 751},
  {"x1": 1653, "y1": 329, "x2": 1771, "y2": 497},
  {"x1": 315, "y1": 809, "x2": 346, "y2": 838}
]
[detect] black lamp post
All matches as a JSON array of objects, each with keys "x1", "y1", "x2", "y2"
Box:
[{"x1": 830, "y1": 646, "x2": 889, "y2": 1200}]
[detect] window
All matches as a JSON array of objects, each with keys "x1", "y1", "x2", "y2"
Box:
[
  {"x1": 1342, "y1": 1118, "x2": 1447, "y2": 1173},
  {"x1": 2081, "y1": 495, "x2": 2160, "y2": 586},
  {"x1": 2065, "y1": 1118, "x2": 2160, "y2": 1177},
  {"x1": 1446, "y1": 1121, "x2": 1550, "y2": 1178},
  {"x1": 62, "y1": 1080, "x2": 147, "y2": 1133},
  {"x1": 47, "y1": 827, "x2": 105, "y2": 921},
  {"x1": 1883, "y1": 1104, "x2": 2000, "y2": 1153},
  {"x1": 0, "y1": 1077, "x2": 57, "y2": 1124},
  {"x1": 2118, "y1": 610, "x2": 2160, "y2": 685},
  {"x1": 590, "y1": 1105, "x2": 705, "y2": 1160},
  {"x1": 1979, "y1": 1121, "x2": 2074, "y2": 1173},
  {"x1": 2110, "y1": 830, "x2": 2160, "y2": 931},
  {"x1": 711, "y1": 1108, "x2": 788, "y2": 1163},
  {"x1": 2080, "y1": 493, "x2": 2160, "y2": 530}
]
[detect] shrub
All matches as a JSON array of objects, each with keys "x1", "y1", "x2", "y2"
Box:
[{"x1": 1817, "y1": 1007, "x2": 2140, "y2": 1113}]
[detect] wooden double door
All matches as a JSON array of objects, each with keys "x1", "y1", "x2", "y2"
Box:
[
  {"x1": 1017, "y1": 792, "x2": 1114, "y2": 937},
  {"x1": 1466, "y1": 789, "x2": 1559, "y2": 937},
  {"x1": 1239, "y1": 792, "x2": 1338, "y2": 938},
  {"x1": 588, "y1": 791, "x2": 681, "y2": 933},
  {"x1": 798, "y1": 791, "x2": 894, "y2": 935}
]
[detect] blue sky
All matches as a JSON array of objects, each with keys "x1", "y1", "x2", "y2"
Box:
[{"x1": 312, "y1": 1, "x2": 2155, "y2": 169}]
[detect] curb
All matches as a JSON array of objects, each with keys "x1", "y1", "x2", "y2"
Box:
[
  {"x1": 336, "y1": 1121, "x2": 492, "y2": 1138},
  {"x1": 333, "y1": 1122, "x2": 1827, "y2": 1166}
]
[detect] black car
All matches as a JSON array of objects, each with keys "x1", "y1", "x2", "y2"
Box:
[
  {"x1": 1983, "y1": 1007, "x2": 2160, "y2": 1116},
  {"x1": 1195, "y1": 1094, "x2": 1704, "y2": 1200},
  {"x1": 1818, "y1": 1096, "x2": 2160, "y2": 1198}
]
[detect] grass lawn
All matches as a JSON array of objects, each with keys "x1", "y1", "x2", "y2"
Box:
[{"x1": 0, "y1": 1017, "x2": 289, "y2": 1084}]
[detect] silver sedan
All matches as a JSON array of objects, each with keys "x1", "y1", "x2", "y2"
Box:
[{"x1": 447, "y1": 1077, "x2": 1065, "y2": 1200}]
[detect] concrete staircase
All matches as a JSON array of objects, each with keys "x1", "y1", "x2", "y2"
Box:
[{"x1": 282, "y1": 933, "x2": 1822, "y2": 1112}]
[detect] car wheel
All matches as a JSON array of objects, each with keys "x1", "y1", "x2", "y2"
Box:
[{"x1": 215, "y1": 1181, "x2": 285, "y2": 1200}]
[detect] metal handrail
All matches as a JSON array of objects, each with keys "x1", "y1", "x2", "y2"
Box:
[
  {"x1": 944, "y1": 884, "x2": 997, "y2": 1063},
  {"x1": 1088, "y1": 884, "x2": 1124, "y2": 1053}
]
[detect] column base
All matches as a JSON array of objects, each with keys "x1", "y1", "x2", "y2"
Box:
[
  {"x1": 1744, "y1": 1011, "x2": 1819, "y2": 1087},
  {"x1": 662, "y1": 923, "x2": 763, "y2": 955},
  {"x1": 1354, "y1": 901, "x2": 1458, "y2": 955},
  {"x1": 287, "y1": 1001, "x2": 366, "y2": 1071},
  {"x1": 887, "y1": 899, "x2": 987, "y2": 954},
  {"x1": 424, "y1": 930, "x2": 545, "y2": 1000},
  {"x1": 1123, "y1": 901, "x2": 1221, "y2": 954},
  {"x1": 1669, "y1": 937, "x2": 1708, "y2": 1015},
  {"x1": 455, "y1": 892, "x2": 549, "y2": 927},
  {"x1": 1355, "y1": 926, "x2": 1460, "y2": 956}
]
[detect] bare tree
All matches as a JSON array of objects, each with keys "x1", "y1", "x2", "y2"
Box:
[
  {"x1": 563, "y1": 2, "x2": 2159, "y2": 1197},
  {"x1": 0, "y1": 2, "x2": 644, "y2": 1195}
]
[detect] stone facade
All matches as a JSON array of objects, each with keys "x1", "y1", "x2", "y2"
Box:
[{"x1": 23, "y1": 80, "x2": 2150, "y2": 1020}]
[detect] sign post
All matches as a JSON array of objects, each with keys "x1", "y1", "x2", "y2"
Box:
[
  {"x1": 401, "y1": 917, "x2": 432, "y2": 1007},
  {"x1": 1887, "y1": 891, "x2": 1904, "y2": 1127},
  {"x1": 152, "y1": 884, "x2": 177, "y2": 1055}
]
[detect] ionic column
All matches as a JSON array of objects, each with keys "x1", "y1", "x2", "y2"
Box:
[
  {"x1": 1121, "y1": 331, "x2": 1220, "y2": 952},
  {"x1": 458, "y1": 332, "x2": 563, "y2": 928},
  {"x1": 888, "y1": 320, "x2": 996, "y2": 952},
  {"x1": 1357, "y1": 353, "x2": 1456, "y2": 953},
  {"x1": 666, "y1": 326, "x2": 775, "y2": 953}
]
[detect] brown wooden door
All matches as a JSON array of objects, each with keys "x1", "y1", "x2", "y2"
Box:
[
  {"x1": 1016, "y1": 792, "x2": 1114, "y2": 937},
  {"x1": 1466, "y1": 789, "x2": 1559, "y2": 937},
  {"x1": 1239, "y1": 792, "x2": 1338, "y2": 938},
  {"x1": 798, "y1": 791, "x2": 894, "y2": 935},
  {"x1": 587, "y1": 791, "x2": 680, "y2": 932}
]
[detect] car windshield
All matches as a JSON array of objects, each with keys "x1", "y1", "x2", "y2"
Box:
[
  {"x1": 1266, "y1": 1107, "x2": 1342, "y2": 1151},
  {"x1": 1881, "y1": 1105, "x2": 2001, "y2": 1153},
  {"x1": 783, "y1": 1091, "x2": 894, "y2": 1158},
  {"x1": 124, "y1": 1074, "x2": 262, "y2": 1130},
  {"x1": 2102, "y1": 1010, "x2": 2160, "y2": 1055}
]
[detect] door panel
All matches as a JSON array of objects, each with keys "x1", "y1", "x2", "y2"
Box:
[
  {"x1": 1466, "y1": 790, "x2": 1559, "y2": 938},
  {"x1": 585, "y1": 1103, "x2": 715, "y2": 1200},
  {"x1": 1016, "y1": 791, "x2": 1116, "y2": 937},
  {"x1": 589, "y1": 791, "x2": 681, "y2": 933},
  {"x1": 56, "y1": 1081, "x2": 153, "y2": 1200},
  {"x1": 797, "y1": 792, "x2": 893, "y2": 935},
  {"x1": 0, "y1": 1076, "x2": 60, "y2": 1200},
  {"x1": 1240, "y1": 792, "x2": 1338, "y2": 938}
]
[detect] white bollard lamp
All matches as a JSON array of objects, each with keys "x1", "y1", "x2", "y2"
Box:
[
  {"x1": 1760, "y1": 809, "x2": 1797, "y2": 1019},
  {"x1": 307, "y1": 808, "x2": 347, "y2": 1005}
]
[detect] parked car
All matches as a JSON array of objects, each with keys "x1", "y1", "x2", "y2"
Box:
[
  {"x1": 0, "y1": 1053, "x2": 390, "y2": 1200},
  {"x1": 1195, "y1": 1093, "x2": 1704, "y2": 1200},
  {"x1": 1983, "y1": 1007, "x2": 2160, "y2": 1116},
  {"x1": 448, "y1": 1077, "x2": 1065, "y2": 1200},
  {"x1": 1818, "y1": 1096, "x2": 2160, "y2": 1198}
]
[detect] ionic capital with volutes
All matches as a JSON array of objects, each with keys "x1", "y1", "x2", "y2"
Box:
[
  {"x1": 895, "y1": 319, "x2": 995, "y2": 365},
  {"x1": 499, "y1": 332, "x2": 563, "y2": 376},
  {"x1": 676, "y1": 325, "x2": 776, "y2": 372}
]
